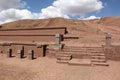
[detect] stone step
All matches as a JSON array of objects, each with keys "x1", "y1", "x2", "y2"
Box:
[
  {"x1": 65, "y1": 46, "x2": 102, "y2": 49},
  {"x1": 62, "y1": 50, "x2": 103, "y2": 53},
  {"x1": 59, "y1": 51, "x2": 91, "y2": 54},
  {"x1": 92, "y1": 62, "x2": 109, "y2": 66},
  {"x1": 91, "y1": 59, "x2": 106, "y2": 62},
  {"x1": 63, "y1": 48, "x2": 103, "y2": 50},
  {"x1": 63, "y1": 49, "x2": 103, "y2": 51},
  {"x1": 56, "y1": 54, "x2": 72, "y2": 57},
  {"x1": 63, "y1": 48, "x2": 103, "y2": 51},
  {"x1": 91, "y1": 51, "x2": 104, "y2": 53},
  {"x1": 62, "y1": 50, "x2": 88, "y2": 52},
  {"x1": 68, "y1": 59, "x2": 91, "y2": 66},
  {"x1": 90, "y1": 53, "x2": 105, "y2": 56},
  {"x1": 57, "y1": 56, "x2": 71, "y2": 60},
  {"x1": 57, "y1": 59, "x2": 69, "y2": 63},
  {"x1": 91, "y1": 56, "x2": 106, "y2": 59}
]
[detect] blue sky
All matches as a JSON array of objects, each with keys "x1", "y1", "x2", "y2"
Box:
[
  {"x1": 98, "y1": 0, "x2": 120, "y2": 17},
  {"x1": 0, "y1": 0, "x2": 120, "y2": 24},
  {"x1": 22, "y1": 0, "x2": 120, "y2": 17},
  {"x1": 23, "y1": 0, "x2": 55, "y2": 12}
]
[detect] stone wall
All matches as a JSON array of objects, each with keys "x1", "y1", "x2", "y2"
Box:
[
  {"x1": 0, "y1": 43, "x2": 45, "y2": 59},
  {"x1": 104, "y1": 46, "x2": 120, "y2": 61},
  {"x1": 0, "y1": 27, "x2": 66, "y2": 35},
  {"x1": 0, "y1": 27, "x2": 66, "y2": 42}
]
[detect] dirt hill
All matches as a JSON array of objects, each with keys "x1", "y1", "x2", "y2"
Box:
[{"x1": 0, "y1": 16, "x2": 120, "y2": 46}]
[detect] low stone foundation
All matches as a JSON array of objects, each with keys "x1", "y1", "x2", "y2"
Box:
[{"x1": 0, "y1": 42, "x2": 45, "y2": 59}]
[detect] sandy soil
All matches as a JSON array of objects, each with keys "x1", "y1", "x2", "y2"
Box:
[{"x1": 0, "y1": 54, "x2": 120, "y2": 80}]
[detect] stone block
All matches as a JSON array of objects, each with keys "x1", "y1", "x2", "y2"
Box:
[
  {"x1": 7, "y1": 48, "x2": 12, "y2": 58},
  {"x1": 28, "y1": 50, "x2": 34, "y2": 60}
]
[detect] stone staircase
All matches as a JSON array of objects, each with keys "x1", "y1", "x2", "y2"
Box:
[
  {"x1": 56, "y1": 46, "x2": 109, "y2": 66},
  {"x1": 90, "y1": 52, "x2": 108, "y2": 66},
  {"x1": 56, "y1": 53, "x2": 72, "y2": 63}
]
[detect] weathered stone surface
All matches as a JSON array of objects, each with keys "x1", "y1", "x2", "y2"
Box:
[{"x1": 104, "y1": 46, "x2": 120, "y2": 61}]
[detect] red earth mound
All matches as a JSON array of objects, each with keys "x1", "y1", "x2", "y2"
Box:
[{"x1": 0, "y1": 16, "x2": 120, "y2": 46}]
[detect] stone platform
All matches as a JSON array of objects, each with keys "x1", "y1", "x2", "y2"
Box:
[{"x1": 68, "y1": 59, "x2": 91, "y2": 66}]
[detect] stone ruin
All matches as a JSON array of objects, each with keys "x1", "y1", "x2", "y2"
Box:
[
  {"x1": 104, "y1": 33, "x2": 120, "y2": 61},
  {"x1": 105, "y1": 33, "x2": 112, "y2": 47},
  {"x1": 0, "y1": 27, "x2": 66, "y2": 60},
  {"x1": 0, "y1": 27, "x2": 120, "y2": 66}
]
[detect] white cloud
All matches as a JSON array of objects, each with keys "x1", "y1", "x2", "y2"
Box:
[
  {"x1": 39, "y1": 6, "x2": 69, "y2": 19},
  {"x1": 0, "y1": 8, "x2": 35, "y2": 20},
  {"x1": 38, "y1": 0, "x2": 103, "y2": 19},
  {"x1": 52, "y1": 0, "x2": 103, "y2": 16},
  {"x1": 0, "y1": 0, "x2": 26, "y2": 11},
  {"x1": 0, "y1": 7, "x2": 69, "y2": 24},
  {"x1": 0, "y1": 8, "x2": 38, "y2": 24},
  {"x1": 0, "y1": 0, "x2": 103, "y2": 24},
  {"x1": 83, "y1": 16, "x2": 101, "y2": 20}
]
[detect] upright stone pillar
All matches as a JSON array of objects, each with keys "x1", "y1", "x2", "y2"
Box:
[
  {"x1": 55, "y1": 34, "x2": 64, "y2": 51},
  {"x1": 106, "y1": 33, "x2": 112, "y2": 47},
  {"x1": 7, "y1": 48, "x2": 12, "y2": 58},
  {"x1": 28, "y1": 50, "x2": 34, "y2": 60},
  {"x1": 55, "y1": 34, "x2": 61, "y2": 45},
  {"x1": 17, "y1": 49, "x2": 24, "y2": 58}
]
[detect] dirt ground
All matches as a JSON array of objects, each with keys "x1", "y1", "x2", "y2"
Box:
[{"x1": 0, "y1": 54, "x2": 120, "y2": 80}]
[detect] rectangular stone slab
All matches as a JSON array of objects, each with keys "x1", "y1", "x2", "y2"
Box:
[{"x1": 68, "y1": 59, "x2": 91, "y2": 66}]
